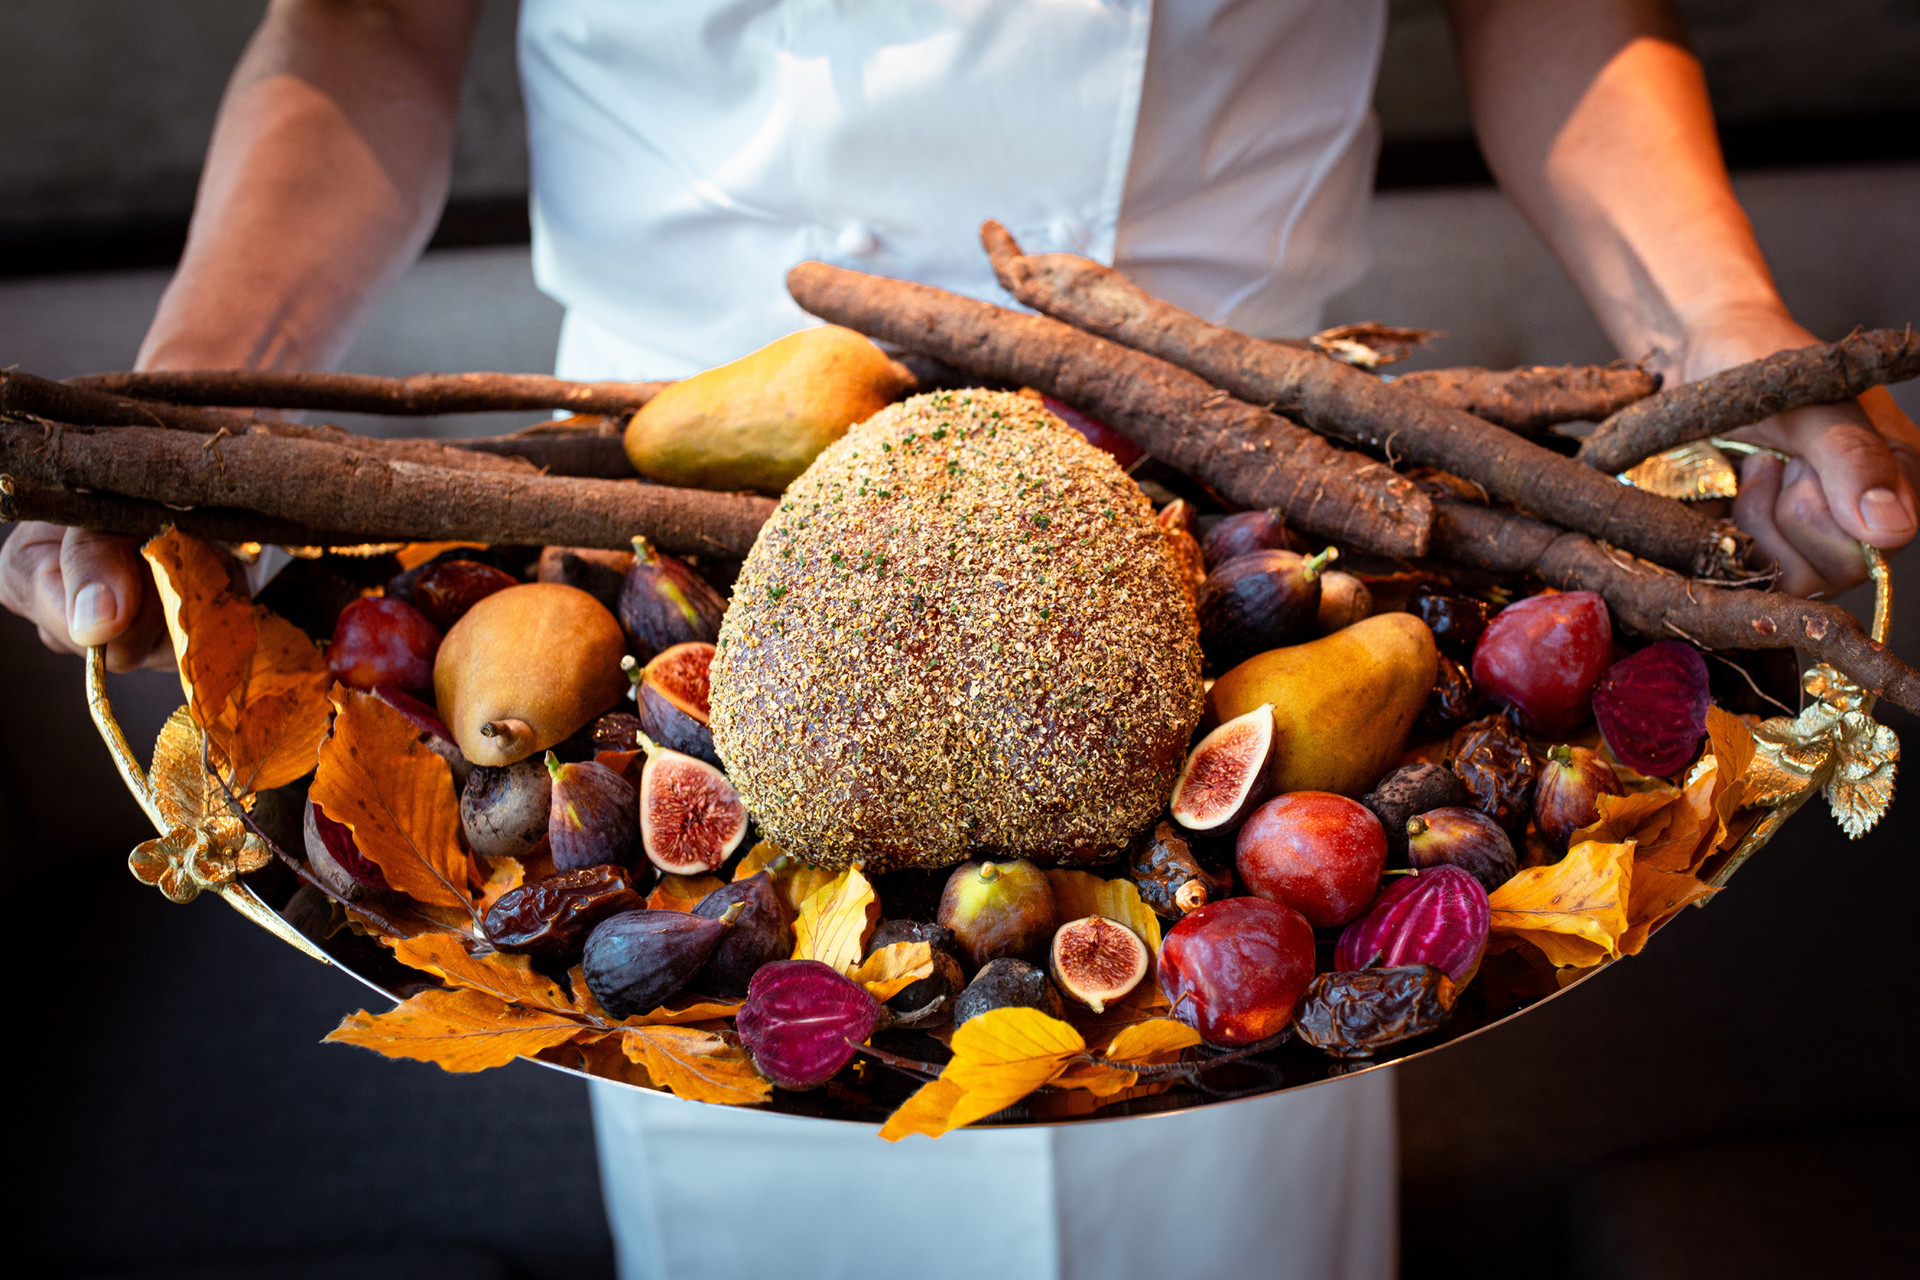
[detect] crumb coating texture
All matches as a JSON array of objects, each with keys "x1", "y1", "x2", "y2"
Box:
[{"x1": 709, "y1": 390, "x2": 1203, "y2": 871}]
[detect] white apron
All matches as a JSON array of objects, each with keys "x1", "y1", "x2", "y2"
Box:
[{"x1": 523, "y1": 3, "x2": 1395, "y2": 1277}]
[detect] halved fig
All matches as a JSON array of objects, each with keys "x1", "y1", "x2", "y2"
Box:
[
  {"x1": 637, "y1": 732, "x2": 748, "y2": 874},
  {"x1": 1049, "y1": 915, "x2": 1150, "y2": 1014},
  {"x1": 1169, "y1": 702, "x2": 1276, "y2": 833},
  {"x1": 626, "y1": 641, "x2": 720, "y2": 767}
]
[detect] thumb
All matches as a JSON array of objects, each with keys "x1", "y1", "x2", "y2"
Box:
[
  {"x1": 1775, "y1": 401, "x2": 1919, "y2": 549},
  {"x1": 59, "y1": 528, "x2": 148, "y2": 647}
]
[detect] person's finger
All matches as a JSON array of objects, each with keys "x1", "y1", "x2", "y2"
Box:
[
  {"x1": 0, "y1": 522, "x2": 83, "y2": 652},
  {"x1": 106, "y1": 572, "x2": 174, "y2": 673},
  {"x1": 1770, "y1": 454, "x2": 1874, "y2": 592},
  {"x1": 59, "y1": 528, "x2": 148, "y2": 649},
  {"x1": 1732, "y1": 452, "x2": 1831, "y2": 597},
  {"x1": 1765, "y1": 401, "x2": 1917, "y2": 550}
]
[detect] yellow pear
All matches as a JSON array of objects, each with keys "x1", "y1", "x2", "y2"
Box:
[
  {"x1": 433, "y1": 583, "x2": 628, "y2": 767},
  {"x1": 1207, "y1": 613, "x2": 1438, "y2": 797},
  {"x1": 624, "y1": 325, "x2": 915, "y2": 494}
]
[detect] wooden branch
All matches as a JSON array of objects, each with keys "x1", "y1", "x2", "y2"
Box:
[
  {"x1": 1577, "y1": 328, "x2": 1920, "y2": 472},
  {"x1": 0, "y1": 475, "x2": 362, "y2": 547},
  {"x1": 67, "y1": 369, "x2": 672, "y2": 416},
  {"x1": 979, "y1": 222, "x2": 1749, "y2": 580},
  {"x1": 1430, "y1": 499, "x2": 1920, "y2": 718},
  {"x1": 1390, "y1": 364, "x2": 1659, "y2": 435},
  {"x1": 785, "y1": 263, "x2": 1434, "y2": 558},
  {"x1": 0, "y1": 420, "x2": 775, "y2": 560}
]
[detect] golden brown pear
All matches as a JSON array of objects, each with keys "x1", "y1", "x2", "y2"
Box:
[
  {"x1": 1207, "y1": 613, "x2": 1439, "y2": 797},
  {"x1": 623, "y1": 325, "x2": 916, "y2": 494},
  {"x1": 433, "y1": 583, "x2": 628, "y2": 767}
]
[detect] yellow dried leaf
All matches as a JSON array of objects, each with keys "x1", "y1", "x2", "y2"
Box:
[
  {"x1": 326, "y1": 988, "x2": 582, "y2": 1072},
  {"x1": 878, "y1": 1078, "x2": 971, "y2": 1141},
  {"x1": 395, "y1": 541, "x2": 488, "y2": 570},
  {"x1": 311, "y1": 687, "x2": 473, "y2": 911},
  {"x1": 1488, "y1": 839, "x2": 1633, "y2": 968},
  {"x1": 1045, "y1": 869, "x2": 1161, "y2": 958},
  {"x1": 734, "y1": 840, "x2": 839, "y2": 915},
  {"x1": 879, "y1": 1007, "x2": 1086, "y2": 1140},
  {"x1": 389, "y1": 934, "x2": 576, "y2": 1013},
  {"x1": 792, "y1": 865, "x2": 878, "y2": 974},
  {"x1": 647, "y1": 874, "x2": 723, "y2": 912},
  {"x1": 847, "y1": 940, "x2": 934, "y2": 1001},
  {"x1": 1105, "y1": 1018, "x2": 1203, "y2": 1063},
  {"x1": 616, "y1": 1026, "x2": 770, "y2": 1105}
]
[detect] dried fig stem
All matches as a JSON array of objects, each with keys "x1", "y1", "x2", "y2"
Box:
[
  {"x1": 1578, "y1": 327, "x2": 1920, "y2": 472},
  {"x1": 68, "y1": 368, "x2": 671, "y2": 416}
]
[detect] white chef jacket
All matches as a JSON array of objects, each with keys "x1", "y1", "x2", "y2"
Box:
[{"x1": 520, "y1": 3, "x2": 1397, "y2": 1278}]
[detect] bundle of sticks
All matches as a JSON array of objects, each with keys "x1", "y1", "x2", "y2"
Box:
[{"x1": 2, "y1": 223, "x2": 1916, "y2": 715}]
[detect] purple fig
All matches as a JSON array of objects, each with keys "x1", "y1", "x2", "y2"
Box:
[
  {"x1": 736, "y1": 959, "x2": 880, "y2": 1089},
  {"x1": 690, "y1": 872, "x2": 795, "y2": 997},
  {"x1": 1534, "y1": 744, "x2": 1625, "y2": 850},
  {"x1": 626, "y1": 641, "x2": 720, "y2": 767},
  {"x1": 1196, "y1": 547, "x2": 1338, "y2": 670},
  {"x1": 616, "y1": 535, "x2": 727, "y2": 662},
  {"x1": 546, "y1": 752, "x2": 641, "y2": 871},
  {"x1": 1335, "y1": 864, "x2": 1489, "y2": 984},
  {"x1": 1169, "y1": 702, "x2": 1275, "y2": 834},
  {"x1": 1202, "y1": 509, "x2": 1300, "y2": 569},
  {"x1": 537, "y1": 545, "x2": 633, "y2": 615},
  {"x1": 583, "y1": 904, "x2": 743, "y2": 1018},
  {"x1": 1592, "y1": 640, "x2": 1712, "y2": 777},
  {"x1": 1363, "y1": 763, "x2": 1471, "y2": 865},
  {"x1": 953, "y1": 957, "x2": 1066, "y2": 1026},
  {"x1": 1406, "y1": 806, "x2": 1517, "y2": 893}
]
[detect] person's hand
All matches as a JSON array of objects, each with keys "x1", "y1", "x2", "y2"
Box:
[
  {"x1": 1680, "y1": 307, "x2": 1920, "y2": 597},
  {"x1": 0, "y1": 523, "x2": 172, "y2": 671}
]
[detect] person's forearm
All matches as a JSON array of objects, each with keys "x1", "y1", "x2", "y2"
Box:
[
  {"x1": 1445, "y1": 0, "x2": 1780, "y2": 376},
  {"x1": 138, "y1": 0, "x2": 481, "y2": 373}
]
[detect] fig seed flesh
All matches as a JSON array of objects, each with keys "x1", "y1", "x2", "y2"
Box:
[
  {"x1": 638, "y1": 737, "x2": 748, "y2": 874},
  {"x1": 1170, "y1": 702, "x2": 1275, "y2": 833},
  {"x1": 1049, "y1": 916, "x2": 1149, "y2": 1013}
]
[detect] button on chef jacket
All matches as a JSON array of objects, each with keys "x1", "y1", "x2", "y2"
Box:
[{"x1": 519, "y1": 2, "x2": 1396, "y2": 1278}]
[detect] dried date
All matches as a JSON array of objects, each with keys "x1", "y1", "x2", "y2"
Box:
[
  {"x1": 1407, "y1": 587, "x2": 1492, "y2": 662},
  {"x1": 1449, "y1": 714, "x2": 1537, "y2": 834},
  {"x1": 1294, "y1": 964, "x2": 1457, "y2": 1059},
  {"x1": 484, "y1": 865, "x2": 647, "y2": 961},
  {"x1": 1129, "y1": 820, "x2": 1232, "y2": 918},
  {"x1": 1416, "y1": 654, "x2": 1481, "y2": 737}
]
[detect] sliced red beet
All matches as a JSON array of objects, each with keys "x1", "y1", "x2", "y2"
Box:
[
  {"x1": 1591, "y1": 640, "x2": 1712, "y2": 777},
  {"x1": 735, "y1": 959, "x2": 879, "y2": 1090}
]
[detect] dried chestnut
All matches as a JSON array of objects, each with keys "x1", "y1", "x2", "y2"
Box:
[
  {"x1": 1294, "y1": 964, "x2": 1457, "y2": 1059},
  {"x1": 1448, "y1": 714, "x2": 1537, "y2": 834},
  {"x1": 484, "y1": 865, "x2": 647, "y2": 961}
]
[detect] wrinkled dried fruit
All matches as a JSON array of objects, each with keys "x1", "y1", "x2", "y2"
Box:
[
  {"x1": 1449, "y1": 714, "x2": 1538, "y2": 834},
  {"x1": 1197, "y1": 548, "x2": 1337, "y2": 670},
  {"x1": 1049, "y1": 916, "x2": 1149, "y2": 1013},
  {"x1": 637, "y1": 732, "x2": 748, "y2": 875},
  {"x1": 1471, "y1": 590, "x2": 1613, "y2": 735},
  {"x1": 1592, "y1": 640, "x2": 1712, "y2": 777},
  {"x1": 483, "y1": 864, "x2": 646, "y2": 961},
  {"x1": 1406, "y1": 806, "x2": 1517, "y2": 893},
  {"x1": 690, "y1": 871, "x2": 795, "y2": 998},
  {"x1": 617, "y1": 536, "x2": 727, "y2": 663},
  {"x1": 937, "y1": 859, "x2": 1057, "y2": 969},
  {"x1": 1363, "y1": 763, "x2": 1471, "y2": 864},
  {"x1": 546, "y1": 752, "x2": 641, "y2": 871},
  {"x1": 1335, "y1": 864, "x2": 1489, "y2": 984},
  {"x1": 953, "y1": 957, "x2": 1066, "y2": 1026},
  {"x1": 1416, "y1": 654, "x2": 1481, "y2": 737},
  {"x1": 629, "y1": 641, "x2": 720, "y2": 767},
  {"x1": 460, "y1": 756, "x2": 552, "y2": 860},
  {"x1": 582, "y1": 905, "x2": 742, "y2": 1018},
  {"x1": 1407, "y1": 587, "x2": 1492, "y2": 663},
  {"x1": 736, "y1": 958, "x2": 880, "y2": 1089},
  {"x1": 1202, "y1": 509, "x2": 1299, "y2": 569},
  {"x1": 409, "y1": 557, "x2": 518, "y2": 631},
  {"x1": 867, "y1": 920, "x2": 962, "y2": 1022},
  {"x1": 1294, "y1": 964, "x2": 1457, "y2": 1059},
  {"x1": 303, "y1": 798, "x2": 388, "y2": 900},
  {"x1": 373, "y1": 684, "x2": 471, "y2": 788},
  {"x1": 1316, "y1": 571, "x2": 1374, "y2": 633},
  {"x1": 1129, "y1": 820, "x2": 1231, "y2": 918},
  {"x1": 1159, "y1": 896, "x2": 1316, "y2": 1046},
  {"x1": 1534, "y1": 744, "x2": 1625, "y2": 850},
  {"x1": 1169, "y1": 703, "x2": 1275, "y2": 833},
  {"x1": 588, "y1": 711, "x2": 646, "y2": 755}
]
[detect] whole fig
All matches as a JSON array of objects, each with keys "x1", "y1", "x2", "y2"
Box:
[
  {"x1": 617, "y1": 536, "x2": 727, "y2": 662},
  {"x1": 937, "y1": 859, "x2": 1056, "y2": 970},
  {"x1": 1362, "y1": 763, "x2": 1470, "y2": 865},
  {"x1": 1534, "y1": 744, "x2": 1624, "y2": 850},
  {"x1": 1406, "y1": 806, "x2": 1517, "y2": 893},
  {"x1": 546, "y1": 752, "x2": 641, "y2": 871},
  {"x1": 953, "y1": 957, "x2": 1066, "y2": 1026},
  {"x1": 1335, "y1": 864, "x2": 1489, "y2": 984},
  {"x1": 583, "y1": 906, "x2": 741, "y2": 1017},
  {"x1": 690, "y1": 872, "x2": 795, "y2": 997},
  {"x1": 1201, "y1": 509, "x2": 1298, "y2": 569}
]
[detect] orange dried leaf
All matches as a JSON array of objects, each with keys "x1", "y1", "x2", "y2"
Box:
[
  {"x1": 878, "y1": 1078, "x2": 971, "y2": 1142},
  {"x1": 617, "y1": 998, "x2": 745, "y2": 1027},
  {"x1": 1488, "y1": 839, "x2": 1634, "y2": 968},
  {"x1": 475, "y1": 856, "x2": 526, "y2": 915},
  {"x1": 311, "y1": 687, "x2": 472, "y2": 911},
  {"x1": 388, "y1": 933, "x2": 577, "y2": 1014},
  {"x1": 1045, "y1": 869, "x2": 1162, "y2": 958},
  {"x1": 791, "y1": 865, "x2": 878, "y2": 974},
  {"x1": 647, "y1": 874, "x2": 723, "y2": 912},
  {"x1": 326, "y1": 988, "x2": 581, "y2": 1072},
  {"x1": 879, "y1": 1007, "x2": 1087, "y2": 1141},
  {"x1": 847, "y1": 940, "x2": 934, "y2": 1001},
  {"x1": 396, "y1": 541, "x2": 488, "y2": 570},
  {"x1": 616, "y1": 1026, "x2": 770, "y2": 1105},
  {"x1": 1620, "y1": 865, "x2": 1718, "y2": 956}
]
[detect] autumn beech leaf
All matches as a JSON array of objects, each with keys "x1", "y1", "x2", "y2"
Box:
[
  {"x1": 647, "y1": 874, "x2": 724, "y2": 912},
  {"x1": 617, "y1": 998, "x2": 745, "y2": 1027},
  {"x1": 389, "y1": 934, "x2": 577, "y2": 1013},
  {"x1": 734, "y1": 840, "x2": 839, "y2": 915},
  {"x1": 143, "y1": 529, "x2": 329, "y2": 793},
  {"x1": 792, "y1": 865, "x2": 879, "y2": 974},
  {"x1": 847, "y1": 940, "x2": 934, "y2": 1002},
  {"x1": 326, "y1": 988, "x2": 582, "y2": 1072},
  {"x1": 616, "y1": 1026, "x2": 770, "y2": 1105},
  {"x1": 880, "y1": 1008, "x2": 1087, "y2": 1141},
  {"x1": 1620, "y1": 866, "x2": 1718, "y2": 956},
  {"x1": 1051, "y1": 1017, "x2": 1203, "y2": 1097},
  {"x1": 1488, "y1": 839, "x2": 1634, "y2": 968},
  {"x1": 1046, "y1": 870, "x2": 1162, "y2": 958},
  {"x1": 475, "y1": 857, "x2": 526, "y2": 915},
  {"x1": 311, "y1": 687, "x2": 473, "y2": 912},
  {"x1": 396, "y1": 541, "x2": 488, "y2": 570}
]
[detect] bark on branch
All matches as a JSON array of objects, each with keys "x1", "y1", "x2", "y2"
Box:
[
  {"x1": 785, "y1": 263, "x2": 1434, "y2": 559},
  {"x1": 66, "y1": 369, "x2": 671, "y2": 417},
  {"x1": 979, "y1": 221, "x2": 1748, "y2": 580},
  {"x1": 1576, "y1": 328, "x2": 1920, "y2": 473}
]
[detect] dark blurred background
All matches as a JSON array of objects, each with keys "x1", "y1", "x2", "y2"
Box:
[{"x1": 2, "y1": 2, "x2": 1916, "y2": 1277}]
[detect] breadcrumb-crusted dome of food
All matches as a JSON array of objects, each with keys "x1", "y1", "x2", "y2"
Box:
[{"x1": 709, "y1": 389, "x2": 1203, "y2": 872}]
